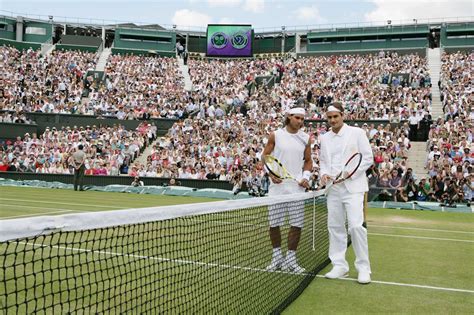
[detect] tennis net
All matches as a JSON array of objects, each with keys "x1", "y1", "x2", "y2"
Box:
[{"x1": 0, "y1": 191, "x2": 329, "y2": 314}]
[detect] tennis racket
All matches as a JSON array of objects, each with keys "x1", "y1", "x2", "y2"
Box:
[
  {"x1": 318, "y1": 152, "x2": 363, "y2": 194},
  {"x1": 262, "y1": 155, "x2": 296, "y2": 181}
]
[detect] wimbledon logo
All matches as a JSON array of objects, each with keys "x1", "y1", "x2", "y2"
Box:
[
  {"x1": 210, "y1": 32, "x2": 228, "y2": 49},
  {"x1": 231, "y1": 31, "x2": 248, "y2": 49}
]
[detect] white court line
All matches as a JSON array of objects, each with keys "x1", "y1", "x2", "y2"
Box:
[
  {"x1": 20, "y1": 241, "x2": 474, "y2": 295},
  {"x1": 21, "y1": 242, "x2": 305, "y2": 276},
  {"x1": 370, "y1": 224, "x2": 474, "y2": 235},
  {"x1": 191, "y1": 219, "x2": 473, "y2": 243},
  {"x1": 0, "y1": 197, "x2": 119, "y2": 208},
  {"x1": 368, "y1": 233, "x2": 474, "y2": 243},
  {"x1": 315, "y1": 275, "x2": 474, "y2": 294},
  {"x1": 4, "y1": 210, "x2": 74, "y2": 219}
]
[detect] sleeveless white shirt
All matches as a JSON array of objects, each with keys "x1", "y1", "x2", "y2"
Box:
[{"x1": 272, "y1": 128, "x2": 309, "y2": 181}]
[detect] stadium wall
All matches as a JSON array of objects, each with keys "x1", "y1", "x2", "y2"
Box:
[
  {"x1": 0, "y1": 172, "x2": 235, "y2": 190},
  {"x1": 111, "y1": 47, "x2": 175, "y2": 56},
  {"x1": 0, "y1": 16, "x2": 16, "y2": 40},
  {"x1": 306, "y1": 24, "x2": 429, "y2": 53},
  {"x1": 0, "y1": 123, "x2": 38, "y2": 140},
  {"x1": 299, "y1": 47, "x2": 426, "y2": 57},
  {"x1": 56, "y1": 44, "x2": 99, "y2": 52},
  {"x1": 0, "y1": 112, "x2": 177, "y2": 138},
  {"x1": 114, "y1": 28, "x2": 176, "y2": 52},
  {"x1": 23, "y1": 20, "x2": 53, "y2": 43},
  {"x1": 441, "y1": 22, "x2": 474, "y2": 48},
  {"x1": 0, "y1": 37, "x2": 41, "y2": 50}
]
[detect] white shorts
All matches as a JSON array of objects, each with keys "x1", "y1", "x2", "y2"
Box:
[{"x1": 268, "y1": 180, "x2": 305, "y2": 228}]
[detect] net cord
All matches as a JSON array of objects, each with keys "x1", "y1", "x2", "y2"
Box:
[{"x1": 0, "y1": 190, "x2": 325, "y2": 242}]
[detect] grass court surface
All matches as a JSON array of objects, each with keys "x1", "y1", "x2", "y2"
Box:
[{"x1": 0, "y1": 186, "x2": 473, "y2": 313}]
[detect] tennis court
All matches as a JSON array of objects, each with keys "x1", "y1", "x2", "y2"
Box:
[{"x1": 1, "y1": 186, "x2": 473, "y2": 313}]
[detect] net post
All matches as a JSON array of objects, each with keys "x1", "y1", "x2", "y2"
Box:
[{"x1": 312, "y1": 195, "x2": 316, "y2": 251}]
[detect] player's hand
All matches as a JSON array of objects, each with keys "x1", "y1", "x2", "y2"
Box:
[
  {"x1": 269, "y1": 173, "x2": 282, "y2": 184},
  {"x1": 334, "y1": 171, "x2": 349, "y2": 184},
  {"x1": 298, "y1": 178, "x2": 310, "y2": 189},
  {"x1": 320, "y1": 174, "x2": 332, "y2": 186}
]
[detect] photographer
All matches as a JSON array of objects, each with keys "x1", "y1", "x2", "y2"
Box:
[
  {"x1": 394, "y1": 187, "x2": 408, "y2": 202},
  {"x1": 231, "y1": 171, "x2": 243, "y2": 195},
  {"x1": 246, "y1": 170, "x2": 262, "y2": 197},
  {"x1": 260, "y1": 173, "x2": 270, "y2": 196},
  {"x1": 131, "y1": 176, "x2": 144, "y2": 187},
  {"x1": 405, "y1": 177, "x2": 418, "y2": 201},
  {"x1": 461, "y1": 174, "x2": 472, "y2": 205}
]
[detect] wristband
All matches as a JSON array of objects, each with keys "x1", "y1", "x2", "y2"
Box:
[{"x1": 302, "y1": 171, "x2": 311, "y2": 181}]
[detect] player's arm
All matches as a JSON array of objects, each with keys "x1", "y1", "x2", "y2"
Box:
[
  {"x1": 299, "y1": 143, "x2": 312, "y2": 189},
  {"x1": 351, "y1": 129, "x2": 374, "y2": 180},
  {"x1": 262, "y1": 132, "x2": 282, "y2": 184},
  {"x1": 319, "y1": 136, "x2": 332, "y2": 186}
]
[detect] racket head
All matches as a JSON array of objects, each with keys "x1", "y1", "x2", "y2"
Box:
[
  {"x1": 341, "y1": 152, "x2": 362, "y2": 180},
  {"x1": 316, "y1": 153, "x2": 362, "y2": 195},
  {"x1": 262, "y1": 155, "x2": 292, "y2": 180}
]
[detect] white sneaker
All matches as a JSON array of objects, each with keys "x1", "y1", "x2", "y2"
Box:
[
  {"x1": 324, "y1": 267, "x2": 349, "y2": 279},
  {"x1": 357, "y1": 271, "x2": 371, "y2": 284},
  {"x1": 265, "y1": 258, "x2": 283, "y2": 272},
  {"x1": 282, "y1": 259, "x2": 306, "y2": 274}
]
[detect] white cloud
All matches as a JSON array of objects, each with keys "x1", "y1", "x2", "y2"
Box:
[
  {"x1": 208, "y1": 0, "x2": 241, "y2": 7},
  {"x1": 171, "y1": 9, "x2": 212, "y2": 28},
  {"x1": 244, "y1": 0, "x2": 264, "y2": 13},
  {"x1": 217, "y1": 17, "x2": 235, "y2": 24},
  {"x1": 293, "y1": 5, "x2": 325, "y2": 23},
  {"x1": 365, "y1": 0, "x2": 473, "y2": 22}
]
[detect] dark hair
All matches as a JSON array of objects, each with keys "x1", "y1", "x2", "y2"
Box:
[
  {"x1": 330, "y1": 102, "x2": 344, "y2": 114},
  {"x1": 284, "y1": 107, "x2": 305, "y2": 126},
  {"x1": 78, "y1": 144, "x2": 84, "y2": 150}
]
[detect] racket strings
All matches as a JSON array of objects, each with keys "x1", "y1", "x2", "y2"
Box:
[{"x1": 343, "y1": 154, "x2": 362, "y2": 179}]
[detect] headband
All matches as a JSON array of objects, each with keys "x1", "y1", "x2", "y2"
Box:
[
  {"x1": 288, "y1": 107, "x2": 305, "y2": 115},
  {"x1": 327, "y1": 105, "x2": 342, "y2": 113}
]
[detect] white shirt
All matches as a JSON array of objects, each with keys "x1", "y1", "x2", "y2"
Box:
[
  {"x1": 408, "y1": 116, "x2": 419, "y2": 125},
  {"x1": 272, "y1": 127, "x2": 309, "y2": 181},
  {"x1": 327, "y1": 131, "x2": 345, "y2": 177}
]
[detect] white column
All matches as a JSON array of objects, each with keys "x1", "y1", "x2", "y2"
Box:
[{"x1": 16, "y1": 16, "x2": 24, "y2": 42}]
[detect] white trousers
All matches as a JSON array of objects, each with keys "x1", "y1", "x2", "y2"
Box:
[{"x1": 327, "y1": 183, "x2": 371, "y2": 273}]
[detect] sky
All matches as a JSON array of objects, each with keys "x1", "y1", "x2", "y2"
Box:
[{"x1": 0, "y1": 0, "x2": 472, "y2": 31}]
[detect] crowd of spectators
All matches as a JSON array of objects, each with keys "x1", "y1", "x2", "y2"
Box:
[
  {"x1": 2, "y1": 47, "x2": 471, "y2": 204},
  {"x1": 439, "y1": 51, "x2": 473, "y2": 121},
  {"x1": 284, "y1": 52, "x2": 432, "y2": 121},
  {"x1": 0, "y1": 111, "x2": 34, "y2": 124},
  {"x1": 414, "y1": 51, "x2": 474, "y2": 205},
  {"x1": 0, "y1": 123, "x2": 156, "y2": 175},
  {"x1": 83, "y1": 54, "x2": 186, "y2": 119},
  {"x1": 0, "y1": 46, "x2": 96, "y2": 114}
]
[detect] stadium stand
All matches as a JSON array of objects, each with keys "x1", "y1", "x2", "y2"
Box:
[{"x1": 0, "y1": 46, "x2": 97, "y2": 114}]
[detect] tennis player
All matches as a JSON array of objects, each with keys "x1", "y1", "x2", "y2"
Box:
[
  {"x1": 320, "y1": 102, "x2": 374, "y2": 284},
  {"x1": 262, "y1": 107, "x2": 312, "y2": 273}
]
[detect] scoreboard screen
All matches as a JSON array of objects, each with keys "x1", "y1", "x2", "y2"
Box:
[{"x1": 206, "y1": 24, "x2": 252, "y2": 57}]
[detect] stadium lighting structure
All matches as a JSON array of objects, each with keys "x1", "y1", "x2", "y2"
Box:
[
  {"x1": 413, "y1": 19, "x2": 417, "y2": 25},
  {"x1": 48, "y1": 15, "x2": 53, "y2": 21},
  {"x1": 281, "y1": 26, "x2": 286, "y2": 31},
  {"x1": 387, "y1": 20, "x2": 391, "y2": 25},
  {"x1": 172, "y1": 24, "x2": 176, "y2": 29}
]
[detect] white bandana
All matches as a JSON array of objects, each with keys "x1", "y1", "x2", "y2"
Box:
[
  {"x1": 288, "y1": 107, "x2": 305, "y2": 115},
  {"x1": 327, "y1": 105, "x2": 342, "y2": 113}
]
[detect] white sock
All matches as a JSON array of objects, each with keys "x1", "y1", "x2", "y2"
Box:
[
  {"x1": 272, "y1": 247, "x2": 282, "y2": 260},
  {"x1": 286, "y1": 250, "x2": 296, "y2": 263}
]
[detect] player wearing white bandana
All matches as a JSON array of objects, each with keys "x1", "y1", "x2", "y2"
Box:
[
  {"x1": 262, "y1": 107, "x2": 312, "y2": 273},
  {"x1": 320, "y1": 102, "x2": 374, "y2": 284}
]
